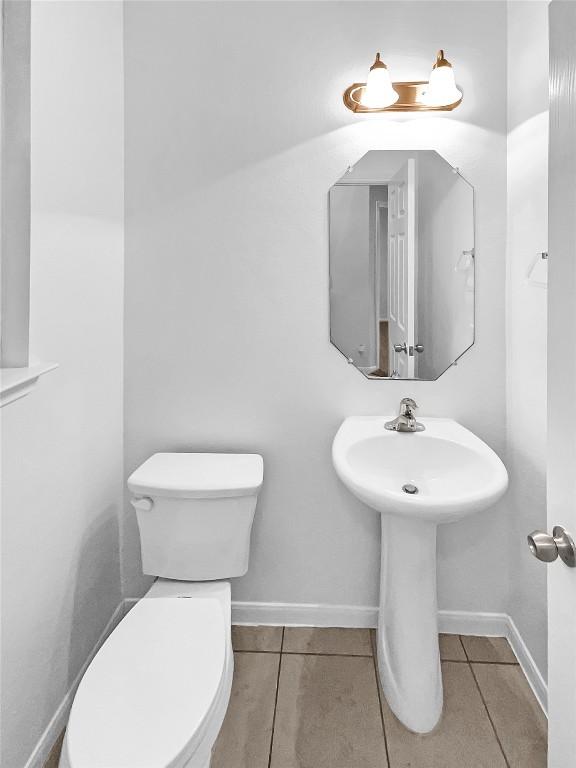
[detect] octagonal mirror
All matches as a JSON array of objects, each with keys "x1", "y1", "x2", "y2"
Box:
[{"x1": 329, "y1": 150, "x2": 474, "y2": 380}]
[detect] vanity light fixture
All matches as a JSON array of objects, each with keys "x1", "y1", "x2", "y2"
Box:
[{"x1": 344, "y1": 49, "x2": 463, "y2": 113}]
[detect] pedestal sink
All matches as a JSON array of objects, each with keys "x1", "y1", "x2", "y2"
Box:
[{"x1": 332, "y1": 416, "x2": 508, "y2": 733}]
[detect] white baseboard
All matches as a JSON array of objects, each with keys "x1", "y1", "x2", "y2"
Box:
[
  {"x1": 232, "y1": 600, "x2": 379, "y2": 628},
  {"x1": 438, "y1": 609, "x2": 547, "y2": 713},
  {"x1": 24, "y1": 602, "x2": 125, "y2": 768},
  {"x1": 30, "y1": 598, "x2": 547, "y2": 767},
  {"x1": 505, "y1": 614, "x2": 548, "y2": 714},
  {"x1": 438, "y1": 609, "x2": 509, "y2": 637}
]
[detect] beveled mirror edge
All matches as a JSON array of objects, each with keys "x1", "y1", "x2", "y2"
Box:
[{"x1": 329, "y1": 337, "x2": 476, "y2": 382}]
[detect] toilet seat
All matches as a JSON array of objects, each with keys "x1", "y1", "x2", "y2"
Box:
[{"x1": 61, "y1": 582, "x2": 232, "y2": 768}]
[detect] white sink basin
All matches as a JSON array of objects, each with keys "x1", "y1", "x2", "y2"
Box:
[
  {"x1": 332, "y1": 415, "x2": 508, "y2": 734},
  {"x1": 333, "y1": 417, "x2": 508, "y2": 523}
]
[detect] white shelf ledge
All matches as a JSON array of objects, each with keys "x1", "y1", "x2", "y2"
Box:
[{"x1": 0, "y1": 362, "x2": 58, "y2": 407}]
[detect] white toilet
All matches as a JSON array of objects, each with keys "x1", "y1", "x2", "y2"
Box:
[{"x1": 59, "y1": 452, "x2": 264, "y2": 768}]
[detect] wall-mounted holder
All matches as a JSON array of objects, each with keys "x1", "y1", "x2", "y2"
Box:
[{"x1": 527, "y1": 251, "x2": 548, "y2": 287}]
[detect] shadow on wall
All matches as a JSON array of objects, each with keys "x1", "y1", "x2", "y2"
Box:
[
  {"x1": 59, "y1": 508, "x2": 122, "y2": 693},
  {"x1": 124, "y1": 1, "x2": 504, "y2": 217},
  {"x1": 121, "y1": 486, "x2": 154, "y2": 598},
  {"x1": 131, "y1": 115, "x2": 500, "y2": 241}
]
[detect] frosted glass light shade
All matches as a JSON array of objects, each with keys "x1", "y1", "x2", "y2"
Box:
[
  {"x1": 360, "y1": 54, "x2": 399, "y2": 109},
  {"x1": 422, "y1": 52, "x2": 462, "y2": 107}
]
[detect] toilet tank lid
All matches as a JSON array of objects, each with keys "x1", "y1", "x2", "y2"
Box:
[{"x1": 127, "y1": 452, "x2": 264, "y2": 498}]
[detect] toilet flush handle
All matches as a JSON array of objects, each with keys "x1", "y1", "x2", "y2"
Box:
[{"x1": 130, "y1": 496, "x2": 154, "y2": 512}]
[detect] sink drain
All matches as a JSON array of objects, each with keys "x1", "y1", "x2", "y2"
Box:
[{"x1": 402, "y1": 483, "x2": 419, "y2": 495}]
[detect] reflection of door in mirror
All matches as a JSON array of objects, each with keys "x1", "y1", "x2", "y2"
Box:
[
  {"x1": 377, "y1": 204, "x2": 389, "y2": 375},
  {"x1": 370, "y1": 188, "x2": 389, "y2": 377},
  {"x1": 388, "y1": 159, "x2": 416, "y2": 378}
]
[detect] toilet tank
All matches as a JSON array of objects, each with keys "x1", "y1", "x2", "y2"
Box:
[{"x1": 128, "y1": 453, "x2": 264, "y2": 581}]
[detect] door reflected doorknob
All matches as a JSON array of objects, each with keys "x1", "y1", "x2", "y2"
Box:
[
  {"x1": 527, "y1": 525, "x2": 576, "y2": 567},
  {"x1": 394, "y1": 342, "x2": 407, "y2": 353}
]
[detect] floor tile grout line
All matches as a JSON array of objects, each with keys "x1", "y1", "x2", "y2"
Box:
[
  {"x1": 440, "y1": 658, "x2": 518, "y2": 666},
  {"x1": 267, "y1": 627, "x2": 285, "y2": 768},
  {"x1": 234, "y1": 648, "x2": 374, "y2": 657},
  {"x1": 460, "y1": 632, "x2": 512, "y2": 764},
  {"x1": 233, "y1": 647, "x2": 518, "y2": 664},
  {"x1": 456, "y1": 633, "x2": 467, "y2": 660},
  {"x1": 461, "y1": 634, "x2": 471, "y2": 663},
  {"x1": 468, "y1": 661, "x2": 511, "y2": 768},
  {"x1": 283, "y1": 649, "x2": 373, "y2": 657},
  {"x1": 371, "y1": 631, "x2": 392, "y2": 768}
]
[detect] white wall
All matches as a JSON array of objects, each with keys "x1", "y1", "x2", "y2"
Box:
[
  {"x1": 506, "y1": 1, "x2": 549, "y2": 678},
  {"x1": 0, "y1": 3, "x2": 124, "y2": 766},
  {"x1": 124, "y1": 1, "x2": 509, "y2": 615}
]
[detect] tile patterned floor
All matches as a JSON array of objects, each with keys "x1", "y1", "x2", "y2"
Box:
[
  {"x1": 216, "y1": 628, "x2": 547, "y2": 768},
  {"x1": 45, "y1": 630, "x2": 547, "y2": 768}
]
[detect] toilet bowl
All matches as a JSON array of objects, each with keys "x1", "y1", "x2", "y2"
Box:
[
  {"x1": 60, "y1": 581, "x2": 233, "y2": 768},
  {"x1": 60, "y1": 453, "x2": 263, "y2": 768}
]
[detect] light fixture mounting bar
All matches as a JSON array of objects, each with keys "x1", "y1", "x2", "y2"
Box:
[{"x1": 343, "y1": 81, "x2": 462, "y2": 113}]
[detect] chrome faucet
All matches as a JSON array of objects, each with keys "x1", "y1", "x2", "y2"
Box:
[{"x1": 385, "y1": 398, "x2": 425, "y2": 433}]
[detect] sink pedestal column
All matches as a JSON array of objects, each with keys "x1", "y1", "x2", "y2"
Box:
[{"x1": 376, "y1": 515, "x2": 443, "y2": 733}]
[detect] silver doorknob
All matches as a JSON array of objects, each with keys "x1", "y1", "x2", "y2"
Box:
[
  {"x1": 394, "y1": 342, "x2": 407, "y2": 353},
  {"x1": 414, "y1": 344, "x2": 424, "y2": 353},
  {"x1": 527, "y1": 525, "x2": 576, "y2": 567}
]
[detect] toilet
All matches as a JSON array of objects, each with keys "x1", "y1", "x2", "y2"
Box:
[{"x1": 59, "y1": 452, "x2": 264, "y2": 768}]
